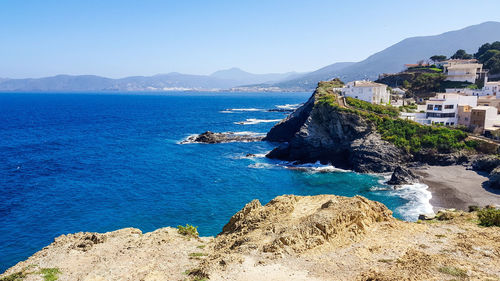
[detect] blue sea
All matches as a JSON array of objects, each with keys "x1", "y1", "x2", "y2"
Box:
[{"x1": 0, "y1": 92, "x2": 432, "y2": 272}]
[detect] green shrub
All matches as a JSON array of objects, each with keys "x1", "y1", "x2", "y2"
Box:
[
  {"x1": 177, "y1": 224, "x2": 199, "y2": 237},
  {"x1": 375, "y1": 117, "x2": 469, "y2": 153},
  {"x1": 438, "y1": 266, "x2": 468, "y2": 278},
  {"x1": 468, "y1": 205, "x2": 480, "y2": 212},
  {"x1": 0, "y1": 268, "x2": 61, "y2": 281},
  {"x1": 0, "y1": 272, "x2": 26, "y2": 281},
  {"x1": 189, "y1": 252, "x2": 207, "y2": 257},
  {"x1": 345, "y1": 97, "x2": 399, "y2": 117},
  {"x1": 477, "y1": 208, "x2": 500, "y2": 227},
  {"x1": 315, "y1": 79, "x2": 344, "y2": 107},
  {"x1": 39, "y1": 268, "x2": 60, "y2": 281},
  {"x1": 314, "y1": 82, "x2": 474, "y2": 153}
]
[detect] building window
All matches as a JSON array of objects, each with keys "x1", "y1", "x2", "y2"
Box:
[
  {"x1": 445, "y1": 105, "x2": 454, "y2": 109},
  {"x1": 426, "y1": 112, "x2": 455, "y2": 118},
  {"x1": 427, "y1": 104, "x2": 433, "y2": 110}
]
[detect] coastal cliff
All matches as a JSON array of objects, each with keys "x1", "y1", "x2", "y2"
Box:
[
  {"x1": 2, "y1": 195, "x2": 499, "y2": 280},
  {"x1": 265, "y1": 81, "x2": 409, "y2": 173},
  {"x1": 265, "y1": 81, "x2": 496, "y2": 177}
]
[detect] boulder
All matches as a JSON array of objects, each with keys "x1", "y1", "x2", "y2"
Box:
[
  {"x1": 487, "y1": 166, "x2": 500, "y2": 189},
  {"x1": 418, "y1": 213, "x2": 436, "y2": 220},
  {"x1": 436, "y1": 209, "x2": 460, "y2": 220},
  {"x1": 387, "y1": 167, "x2": 419, "y2": 185},
  {"x1": 471, "y1": 155, "x2": 500, "y2": 173}
]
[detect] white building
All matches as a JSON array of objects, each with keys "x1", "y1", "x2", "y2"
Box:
[
  {"x1": 485, "y1": 81, "x2": 500, "y2": 96},
  {"x1": 425, "y1": 93, "x2": 477, "y2": 126},
  {"x1": 444, "y1": 81, "x2": 500, "y2": 97},
  {"x1": 442, "y1": 59, "x2": 483, "y2": 83},
  {"x1": 445, "y1": 88, "x2": 483, "y2": 96},
  {"x1": 337, "y1": 81, "x2": 390, "y2": 105},
  {"x1": 400, "y1": 112, "x2": 428, "y2": 124}
]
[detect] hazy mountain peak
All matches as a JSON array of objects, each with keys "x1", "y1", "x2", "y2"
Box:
[
  {"x1": 210, "y1": 68, "x2": 255, "y2": 79},
  {"x1": 264, "y1": 21, "x2": 500, "y2": 90}
]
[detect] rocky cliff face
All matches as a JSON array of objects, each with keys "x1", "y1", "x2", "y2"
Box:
[
  {"x1": 265, "y1": 89, "x2": 409, "y2": 173},
  {"x1": 3, "y1": 195, "x2": 499, "y2": 281}
]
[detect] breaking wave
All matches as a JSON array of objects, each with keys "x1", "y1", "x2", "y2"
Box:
[
  {"x1": 248, "y1": 160, "x2": 351, "y2": 173},
  {"x1": 234, "y1": 118, "x2": 282, "y2": 125},
  {"x1": 220, "y1": 108, "x2": 264, "y2": 113},
  {"x1": 275, "y1": 103, "x2": 302, "y2": 110},
  {"x1": 392, "y1": 183, "x2": 433, "y2": 221}
]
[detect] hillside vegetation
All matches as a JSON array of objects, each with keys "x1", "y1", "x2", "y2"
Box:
[{"x1": 316, "y1": 81, "x2": 475, "y2": 153}]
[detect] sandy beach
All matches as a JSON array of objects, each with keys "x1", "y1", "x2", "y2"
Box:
[{"x1": 414, "y1": 165, "x2": 500, "y2": 211}]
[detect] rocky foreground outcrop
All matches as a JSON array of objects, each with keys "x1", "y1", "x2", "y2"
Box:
[{"x1": 2, "y1": 195, "x2": 499, "y2": 281}]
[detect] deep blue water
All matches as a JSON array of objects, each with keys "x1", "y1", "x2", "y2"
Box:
[{"x1": 0, "y1": 92, "x2": 430, "y2": 272}]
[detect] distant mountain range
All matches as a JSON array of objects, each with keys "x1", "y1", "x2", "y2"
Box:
[
  {"x1": 1, "y1": 21, "x2": 500, "y2": 92},
  {"x1": 0, "y1": 69, "x2": 303, "y2": 92}
]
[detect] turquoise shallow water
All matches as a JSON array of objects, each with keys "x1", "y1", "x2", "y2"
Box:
[{"x1": 0, "y1": 92, "x2": 431, "y2": 272}]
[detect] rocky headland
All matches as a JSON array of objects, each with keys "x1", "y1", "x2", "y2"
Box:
[
  {"x1": 264, "y1": 81, "x2": 500, "y2": 189},
  {"x1": 2, "y1": 195, "x2": 499, "y2": 280}
]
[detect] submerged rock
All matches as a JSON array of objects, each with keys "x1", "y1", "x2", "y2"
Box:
[
  {"x1": 181, "y1": 131, "x2": 264, "y2": 144},
  {"x1": 266, "y1": 108, "x2": 295, "y2": 113}
]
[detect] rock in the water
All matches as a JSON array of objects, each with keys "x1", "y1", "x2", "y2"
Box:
[
  {"x1": 181, "y1": 131, "x2": 264, "y2": 144},
  {"x1": 387, "y1": 166, "x2": 419, "y2": 185},
  {"x1": 267, "y1": 108, "x2": 295, "y2": 113}
]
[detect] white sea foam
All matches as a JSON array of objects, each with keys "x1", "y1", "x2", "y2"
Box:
[
  {"x1": 230, "y1": 131, "x2": 266, "y2": 136},
  {"x1": 176, "y1": 134, "x2": 199, "y2": 144},
  {"x1": 248, "y1": 163, "x2": 276, "y2": 169},
  {"x1": 247, "y1": 160, "x2": 350, "y2": 173},
  {"x1": 283, "y1": 161, "x2": 351, "y2": 173},
  {"x1": 374, "y1": 174, "x2": 433, "y2": 221},
  {"x1": 220, "y1": 108, "x2": 265, "y2": 113},
  {"x1": 231, "y1": 153, "x2": 268, "y2": 159},
  {"x1": 234, "y1": 118, "x2": 282, "y2": 125},
  {"x1": 392, "y1": 183, "x2": 433, "y2": 221},
  {"x1": 275, "y1": 103, "x2": 302, "y2": 110}
]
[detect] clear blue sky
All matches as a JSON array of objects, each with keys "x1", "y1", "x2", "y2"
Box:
[{"x1": 1, "y1": 0, "x2": 499, "y2": 78}]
